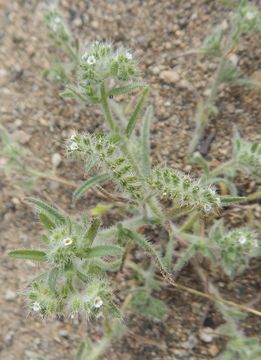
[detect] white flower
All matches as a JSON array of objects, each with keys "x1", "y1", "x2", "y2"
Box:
[
  {"x1": 245, "y1": 11, "x2": 256, "y2": 21},
  {"x1": 93, "y1": 296, "x2": 103, "y2": 308},
  {"x1": 209, "y1": 188, "x2": 216, "y2": 196},
  {"x1": 54, "y1": 16, "x2": 62, "y2": 24},
  {"x1": 238, "y1": 236, "x2": 247, "y2": 245},
  {"x1": 126, "y1": 51, "x2": 133, "y2": 60},
  {"x1": 203, "y1": 204, "x2": 212, "y2": 213},
  {"x1": 32, "y1": 302, "x2": 41, "y2": 312},
  {"x1": 63, "y1": 237, "x2": 73, "y2": 247},
  {"x1": 87, "y1": 55, "x2": 96, "y2": 65},
  {"x1": 69, "y1": 142, "x2": 78, "y2": 151}
]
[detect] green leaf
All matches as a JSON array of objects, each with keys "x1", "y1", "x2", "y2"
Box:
[
  {"x1": 141, "y1": 105, "x2": 153, "y2": 176},
  {"x1": 107, "y1": 82, "x2": 147, "y2": 97},
  {"x1": 8, "y1": 249, "x2": 47, "y2": 262},
  {"x1": 173, "y1": 244, "x2": 196, "y2": 272},
  {"x1": 73, "y1": 173, "x2": 111, "y2": 202},
  {"x1": 94, "y1": 258, "x2": 121, "y2": 272},
  {"x1": 220, "y1": 195, "x2": 246, "y2": 205},
  {"x1": 28, "y1": 197, "x2": 66, "y2": 225},
  {"x1": 76, "y1": 341, "x2": 92, "y2": 360},
  {"x1": 233, "y1": 78, "x2": 261, "y2": 89},
  {"x1": 39, "y1": 212, "x2": 56, "y2": 231},
  {"x1": 125, "y1": 87, "x2": 149, "y2": 138},
  {"x1": 118, "y1": 226, "x2": 168, "y2": 273},
  {"x1": 41, "y1": 234, "x2": 49, "y2": 244},
  {"x1": 83, "y1": 245, "x2": 123, "y2": 259},
  {"x1": 48, "y1": 268, "x2": 59, "y2": 292},
  {"x1": 82, "y1": 218, "x2": 101, "y2": 247},
  {"x1": 84, "y1": 157, "x2": 97, "y2": 173},
  {"x1": 131, "y1": 289, "x2": 167, "y2": 320}
]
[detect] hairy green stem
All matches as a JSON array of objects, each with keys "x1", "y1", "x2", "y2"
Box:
[{"x1": 100, "y1": 82, "x2": 117, "y2": 132}]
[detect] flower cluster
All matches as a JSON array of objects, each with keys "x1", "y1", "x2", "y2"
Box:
[
  {"x1": 202, "y1": 26, "x2": 224, "y2": 57},
  {"x1": 44, "y1": 10, "x2": 69, "y2": 44},
  {"x1": 80, "y1": 42, "x2": 137, "y2": 83},
  {"x1": 27, "y1": 275, "x2": 116, "y2": 319},
  {"x1": 233, "y1": 131, "x2": 261, "y2": 179},
  {"x1": 147, "y1": 168, "x2": 221, "y2": 213},
  {"x1": 68, "y1": 42, "x2": 139, "y2": 103},
  {"x1": 213, "y1": 228, "x2": 259, "y2": 277},
  {"x1": 67, "y1": 278, "x2": 111, "y2": 318},
  {"x1": 67, "y1": 133, "x2": 143, "y2": 199},
  {"x1": 238, "y1": 6, "x2": 261, "y2": 33}
]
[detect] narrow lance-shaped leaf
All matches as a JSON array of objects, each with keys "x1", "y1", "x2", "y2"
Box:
[
  {"x1": 220, "y1": 195, "x2": 245, "y2": 205},
  {"x1": 28, "y1": 197, "x2": 66, "y2": 225},
  {"x1": 173, "y1": 244, "x2": 196, "y2": 272},
  {"x1": 76, "y1": 341, "x2": 92, "y2": 360},
  {"x1": 73, "y1": 173, "x2": 111, "y2": 202},
  {"x1": 8, "y1": 249, "x2": 47, "y2": 262},
  {"x1": 125, "y1": 87, "x2": 149, "y2": 138},
  {"x1": 84, "y1": 157, "x2": 97, "y2": 174},
  {"x1": 94, "y1": 258, "x2": 121, "y2": 272},
  {"x1": 118, "y1": 226, "x2": 168, "y2": 273},
  {"x1": 82, "y1": 245, "x2": 123, "y2": 259},
  {"x1": 82, "y1": 218, "x2": 101, "y2": 247},
  {"x1": 48, "y1": 268, "x2": 59, "y2": 292},
  {"x1": 39, "y1": 212, "x2": 56, "y2": 231},
  {"x1": 141, "y1": 105, "x2": 153, "y2": 176},
  {"x1": 107, "y1": 82, "x2": 147, "y2": 97}
]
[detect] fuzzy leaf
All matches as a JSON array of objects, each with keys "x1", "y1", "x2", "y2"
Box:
[
  {"x1": 118, "y1": 226, "x2": 168, "y2": 273},
  {"x1": 220, "y1": 195, "x2": 246, "y2": 205},
  {"x1": 8, "y1": 249, "x2": 47, "y2": 262},
  {"x1": 173, "y1": 244, "x2": 196, "y2": 272},
  {"x1": 131, "y1": 289, "x2": 167, "y2": 320},
  {"x1": 73, "y1": 173, "x2": 111, "y2": 202},
  {"x1": 125, "y1": 87, "x2": 149, "y2": 138},
  {"x1": 82, "y1": 218, "x2": 101, "y2": 247},
  {"x1": 84, "y1": 157, "x2": 96, "y2": 173},
  {"x1": 39, "y1": 212, "x2": 56, "y2": 231},
  {"x1": 141, "y1": 105, "x2": 153, "y2": 176},
  {"x1": 48, "y1": 268, "x2": 59, "y2": 292},
  {"x1": 28, "y1": 197, "x2": 66, "y2": 225},
  {"x1": 108, "y1": 82, "x2": 147, "y2": 97},
  {"x1": 83, "y1": 245, "x2": 123, "y2": 258}
]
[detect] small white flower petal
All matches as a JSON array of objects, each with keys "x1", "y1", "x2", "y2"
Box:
[
  {"x1": 245, "y1": 11, "x2": 256, "y2": 20},
  {"x1": 87, "y1": 55, "x2": 96, "y2": 65},
  {"x1": 69, "y1": 142, "x2": 78, "y2": 151},
  {"x1": 33, "y1": 302, "x2": 41, "y2": 312},
  {"x1": 63, "y1": 237, "x2": 73, "y2": 247},
  {"x1": 126, "y1": 51, "x2": 133, "y2": 60},
  {"x1": 93, "y1": 296, "x2": 103, "y2": 308},
  {"x1": 238, "y1": 236, "x2": 247, "y2": 245}
]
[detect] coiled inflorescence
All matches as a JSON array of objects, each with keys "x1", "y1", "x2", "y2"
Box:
[
  {"x1": 81, "y1": 42, "x2": 137, "y2": 82},
  {"x1": 72, "y1": 42, "x2": 138, "y2": 103},
  {"x1": 213, "y1": 228, "x2": 259, "y2": 276},
  {"x1": 44, "y1": 10, "x2": 69, "y2": 44},
  {"x1": 28, "y1": 275, "x2": 117, "y2": 319},
  {"x1": 67, "y1": 133, "x2": 142, "y2": 199},
  {"x1": 147, "y1": 168, "x2": 221, "y2": 213}
]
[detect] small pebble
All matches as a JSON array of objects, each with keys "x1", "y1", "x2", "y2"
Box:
[
  {"x1": 160, "y1": 70, "x2": 180, "y2": 84},
  {"x1": 52, "y1": 153, "x2": 62, "y2": 168},
  {"x1": 5, "y1": 290, "x2": 16, "y2": 301}
]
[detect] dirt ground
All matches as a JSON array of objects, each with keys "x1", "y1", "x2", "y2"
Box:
[{"x1": 0, "y1": 0, "x2": 260, "y2": 359}]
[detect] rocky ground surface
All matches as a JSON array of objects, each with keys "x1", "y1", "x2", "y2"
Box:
[{"x1": 0, "y1": 0, "x2": 260, "y2": 359}]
